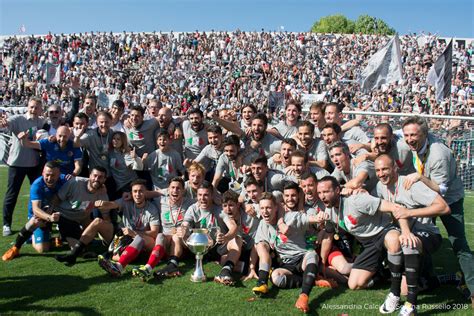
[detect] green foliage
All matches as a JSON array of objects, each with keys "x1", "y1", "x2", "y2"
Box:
[
  {"x1": 311, "y1": 14, "x2": 355, "y2": 34},
  {"x1": 354, "y1": 15, "x2": 396, "y2": 35},
  {"x1": 311, "y1": 14, "x2": 395, "y2": 35}
]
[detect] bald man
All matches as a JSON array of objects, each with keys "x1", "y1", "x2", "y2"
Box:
[{"x1": 19, "y1": 125, "x2": 82, "y2": 177}]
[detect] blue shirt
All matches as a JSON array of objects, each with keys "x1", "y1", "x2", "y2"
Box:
[
  {"x1": 28, "y1": 174, "x2": 68, "y2": 217},
  {"x1": 39, "y1": 139, "x2": 82, "y2": 175}
]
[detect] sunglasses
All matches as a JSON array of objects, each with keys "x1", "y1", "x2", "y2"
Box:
[{"x1": 49, "y1": 110, "x2": 60, "y2": 114}]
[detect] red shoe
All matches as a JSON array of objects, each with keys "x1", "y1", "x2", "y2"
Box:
[
  {"x1": 2, "y1": 246, "x2": 20, "y2": 261},
  {"x1": 295, "y1": 293, "x2": 309, "y2": 313}
]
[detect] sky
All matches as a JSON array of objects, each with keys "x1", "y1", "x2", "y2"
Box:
[{"x1": 1, "y1": 0, "x2": 473, "y2": 38}]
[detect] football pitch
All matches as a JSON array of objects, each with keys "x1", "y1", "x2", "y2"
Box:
[{"x1": 0, "y1": 166, "x2": 472, "y2": 315}]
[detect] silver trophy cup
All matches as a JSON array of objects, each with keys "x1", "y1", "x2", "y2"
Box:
[{"x1": 184, "y1": 228, "x2": 214, "y2": 282}]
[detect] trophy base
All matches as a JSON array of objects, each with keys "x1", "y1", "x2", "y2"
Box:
[{"x1": 190, "y1": 273, "x2": 207, "y2": 282}]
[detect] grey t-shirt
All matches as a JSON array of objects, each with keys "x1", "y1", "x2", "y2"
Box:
[
  {"x1": 254, "y1": 211, "x2": 310, "y2": 264},
  {"x1": 108, "y1": 150, "x2": 139, "y2": 190},
  {"x1": 56, "y1": 177, "x2": 109, "y2": 223},
  {"x1": 331, "y1": 160, "x2": 377, "y2": 192},
  {"x1": 300, "y1": 138, "x2": 328, "y2": 162},
  {"x1": 388, "y1": 135, "x2": 414, "y2": 176},
  {"x1": 234, "y1": 206, "x2": 261, "y2": 250},
  {"x1": 124, "y1": 119, "x2": 159, "y2": 157},
  {"x1": 184, "y1": 203, "x2": 230, "y2": 234},
  {"x1": 144, "y1": 148, "x2": 184, "y2": 189},
  {"x1": 158, "y1": 194, "x2": 193, "y2": 235},
  {"x1": 195, "y1": 144, "x2": 222, "y2": 171},
  {"x1": 7, "y1": 115, "x2": 45, "y2": 167},
  {"x1": 244, "y1": 132, "x2": 282, "y2": 158},
  {"x1": 325, "y1": 193, "x2": 389, "y2": 241},
  {"x1": 115, "y1": 198, "x2": 160, "y2": 231},
  {"x1": 272, "y1": 120, "x2": 300, "y2": 139},
  {"x1": 182, "y1": 120, "x2": 208, "y2": 160},
  {"x1": 342, "y1": 126, "x2": 370, "y2": 144},
  {"x1": 374, "y1": 176, "x2": 440, "y2": 235},
  {"x1": 80, "y1": 128, "x2": 113, "y2": 173}
]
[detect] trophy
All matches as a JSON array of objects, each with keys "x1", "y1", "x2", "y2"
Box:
[{"x1": 184, "y1": 228, "x2": 214, "y2": 282}]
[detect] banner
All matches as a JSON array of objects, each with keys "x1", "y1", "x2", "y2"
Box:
[
  {"x1": 301, "y1": 93, "x2": 326, "y2": 112},
  {"x1": 45, "y1": 63, "x2": 60, "y2": 85},
  {"x1": 360, "y1": 34, "x2": 403, "y2": 92},
  {"x1": 427, "y1": 39, "x2": 453, "y2": 102}
]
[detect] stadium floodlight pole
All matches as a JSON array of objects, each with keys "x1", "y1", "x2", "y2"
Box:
[{"x1": 342, "y1": 110, "x2": 474, "y2": 121}]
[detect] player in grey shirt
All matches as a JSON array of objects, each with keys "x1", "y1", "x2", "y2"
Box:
[
  {"x1": 136, "y1": 177, "x2": 193, "y2": 281},
  {"x1": 1, "y1": 97, "x2": 45, "y2": 235},
  {"x1": 54, "y1": 167, "x2": 109, "y2": 246},
  {"x1": 95, "y1": 179, "x2": 161, "y2": 277},
  {"x1": 317, "y1": 175, "x2": 419, "y2": 312},
  {"x1": 143, "y1": 131, "x2": 184, "y2": 190},
  {"x1": 373, "y1": 154, "x2": 451, "y2": 313},
  {"x1": 324, "y1": 103, "x2": 370, "y2": 144},
  {"x1": 268, "y1": 138, "x2": 296, "y2": 172},
  {"x1": 295, "y1": 121, "x2": 328, "y2": 169},
  {"x1": 402, "y1": 116, "x2": 473, "y2": 304},
  {"x1": 182, "y1": 108, "x2": 208, "y2": 160},
  {"x1": 270, "y1": 100, "x2": 302, "y2": 139},
  {"x1": 124, "y1": 105, "x2": 159, "y2": 157},
  {"x1": 252, "y1": 184, "x2": 325, "y2": 313},
  {"x1": 329, "y1": 141, "x2": 377, "y2": 192},
  {"x1": 285, "y1": 150, "x2": 330, "y2": 182},
  {"x1": 188, "y1": 125, "x2": 224, "y2": 177},
  {"x1": 212, "y1": 135, "x2": 244, "y2": 194}
]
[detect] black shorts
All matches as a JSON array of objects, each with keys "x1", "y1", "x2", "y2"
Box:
[
  {"x1": 352, "y1": 227, "x2": 394, "y2": 272},
  {"x1": 57, "y1": 216, "x2": 82, "y2": 241},
  {"x1": 413, "y1": 230, "x2": 442, "y2": 254},
  {"x1": 277, "y1": 253, "x2": 305, "y2": 275}
]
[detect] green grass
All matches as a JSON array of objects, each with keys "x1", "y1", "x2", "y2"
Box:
[{"x1": 0, "y1": 165, "x2": 472, "y2": 315}]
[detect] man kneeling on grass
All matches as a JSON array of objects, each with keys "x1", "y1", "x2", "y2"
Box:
[
  {"x1": 252, "y1": 183, "x2": 327, "y2": 314},
  {"x1": 94, "y1": 179, "x2": 160, "y2": 277},
  {"x1": 177, "y1": 181, "x2": 241, "y2": 285}
]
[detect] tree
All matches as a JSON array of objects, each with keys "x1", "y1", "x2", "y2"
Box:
[
  {"x1": 354, "y1": 15, "x2": 395, "y2": 35},
  {"x1": 311, "y1": 14, "x2": 355, "y2": 34},
  {"x1": 311, "y1": 14, "x2": 396, "y2": 35}
]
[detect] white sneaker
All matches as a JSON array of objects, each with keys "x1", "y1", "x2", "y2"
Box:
[
  {"x1": 398, "y1": 302, "x2": 416, "y2": 316},
  {"x1": 3, "y1": 225, "x2": 12, "y2": 237},
  {"x1": 379, "y1": 292, "x2": 400, "y2": 314}
]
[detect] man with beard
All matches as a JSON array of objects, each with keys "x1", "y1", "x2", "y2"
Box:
[
  {"x1": 299, "y1": 173, "x2": 352, "y2": 284},
  {"x1": 212, "y1": 135, "x2": 244, "y2": 193},
  {"x1": 328, "y1": 141, "x2": 377, "y2": 192},
  {"x1": 74, "y1": 111, "x2": 116, "y2": 194},
  {"x1": 80, "y1": 95, "x2": 98, "y2": 128},
  {"x1": 270, "y1": 99, "x2": 302, "y2": 139},
  {"x1": 211, "y1": 113, "x2": 281, "y2": 159},
  {"x1": 95, "y1": 179, "x2": 160, "y2": 277},
  {"x1": 19, "y1": 126, "x2": 82, "y2": 177},
  {"x1": 44, "y1": 104, "x2": 65, "y2": 136},
  {"x1": 316, "y1": 176, "x2": 417, "y2": 296},
  {"x1": 156, "y1": 106, "x2": 182, "y2": 154},
  {"x1": 268, "y1": 138, "x2": 297, "y2": 172},
  {"x1": 2, "y1": 162, "x2": 67, "y2": 260},
  {"x1": 361, "y1": 123, "x2": 414, "y2": 176},
  {"x1": 243, "y1": 156, "x2": 288, "y2": 199},
  {"x1": 186, "y1": 125, "x2": 224, "y2": 181},
  {"x1": 132, "y1": 177, "x2": 193, "y2": 281},
  {"x1": 402, "y1": 116, "x2": 474, "y2": 307},
  {"x1": 252, "y1": 184, "x2": 325, "y2": 313},
  {"x1": 52, "y1": 167, "x2": 109, "y2": 247},
  {"x1": 373, "y1": 155, "x2": 450, "y2": 314},
  {"x1": 294, "y1": 121, "x2": 328, "y2": 169},
  {"x1": 177, "y1": 182, "x2": 240, "y2": 285},
  {"x1": 182, "y1": 108, "x2": 208, "y2": 160},
  {"x1": 0, "y1": 97, "x2": 45, "y2": 236}
]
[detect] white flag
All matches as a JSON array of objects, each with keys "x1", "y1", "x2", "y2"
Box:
[
  {"x1": 19, "y1": 24, "x2": 26, "y2": 33},
  {"x1": 45, "y1": 63, "x2": 60, "y2": 85},
  {"x1": 427, "y1": 39, "x2": 452, "y2": 102},
  {"x1": 360, "y1": 34, "x2": 403, "y2": 92}
]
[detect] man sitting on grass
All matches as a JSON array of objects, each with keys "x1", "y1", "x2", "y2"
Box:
[{"x1": 94, "y1": 179, "x2": 160, "y2": 277}]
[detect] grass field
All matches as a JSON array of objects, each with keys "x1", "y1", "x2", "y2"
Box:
[{"x1": 0, "y1": 165, "x2": 472, "y2": 315}]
